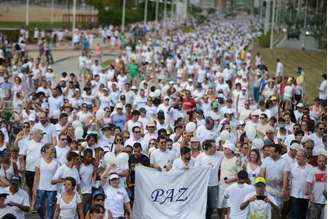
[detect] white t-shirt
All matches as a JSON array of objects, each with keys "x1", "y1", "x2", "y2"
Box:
[
  {"x1": 33, "y1": 122, "x2": 57, "y2": 144},
  {"x1": 172, "y1": 157, "x2": 195, "y2": 170},
  {"x1": 5, "y1": 187, "x2": 30, "y2": 219},
  {"x1": 52, "y1": 164, "x2": 81, "y2": 193},
  {"x1": 35, "y1": 158, "x2": 59, "y2": 191},
  {"x1": 57, "y1": 192, "x2": 81, "y2": 219},
  {"x1": 306, "y1": 167, "x2": 327, "y2": 204},
  {"x1": 79, "y1": 163, "x2": 94, "y2": 194},
  {"x1": 243, "y1": 191, "x2": 277, "y2": 219},
  {"x1": 319, "y1": 80, "x2": 327, "y2": 100},
  {"x1": 22, "y1": 139, "x2": 43, "y2": 172},
  {"x1": 224, "y1": 183, "x2": 255, "y2": 219},
  {"x1": 196, "y1": 125, "x2": 218, "y2": 143},
  {"x1": 290, "y1": 162, "x2": 312, "y2": 199},
  {"x1": 150, "y1": 149, "x2": 175, "y2": 170},
  {"x1": 261, "y1": 156, "x2": 290, "y2": 196},
  {"x1": 104, "y1": 186, "x2": 130, "y2": 218},
  {"x1": 194, "y1": 152, "x2": 223, "y2": 186},
  {"x1": 55, "y1": 145, "x2": 70, "y2": 166}
]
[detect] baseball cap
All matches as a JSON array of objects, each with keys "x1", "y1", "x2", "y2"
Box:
[
  {"x1": 254, "y1": 177, "x2": 266, "y2": 186},
  {"x1": 31, "y1": 128, "x2": 45, "y2": 135},
  {"x1": 190, "y1": 137, "x2": 200, "y2": 142},
  {"x1": 147, "y1": 120, "x2": 156, "y2": 127},
  {"x1": 10, "y1": 175, "x2": 21, "y2": 185},
  {"x1": 263, "y1": 139, "x2": 273, "y2": 147},
  {"x1": 223, "y1": 141, "x2": 235, "y2": 152},
  {"x1": 296, "y1": 103, "x2": 304, "y2": 108},
  {"x1": 115, "y1": 103, "x2": 123, "y2": 109},
  {"x1": 290, "y1": 142, "x2": 302, "y2": 150},
  {"x1": 211, "y1": 101, "x2": 219, "y2": 109},
  {"x1": 109, "y1": 173, "x2": 120, "y2": 181},
  {"x1": 92, "y1": 191, "x2": 106, "y2": 200}
]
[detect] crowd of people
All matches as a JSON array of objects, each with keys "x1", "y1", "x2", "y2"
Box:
[{"x1": 0, "y1": 14, "x2": 326, "y2": 219}]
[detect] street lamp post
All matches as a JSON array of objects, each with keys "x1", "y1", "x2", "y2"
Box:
[
  {"x1": 122, "y1": 0, "x2": 126, "y2": 32},
  {"x1": 155, "y1": 0, "x2": 159, "y2": 22},
  {"x1": 144, "y1": 0, "x2": 148, "y2": 25},
  {"x1": 51, "y1": 0, "x2": 55, "y2": 24},
  {"x1": 302, "y1": 0, "x2": 308, "y2": 49},
  {"x1": 72, "y1": 0, "x2": 77, "y2": 32},
  {"x1": 270, "y1": 0, "x2": 276, "y2": 49},
  {"x1": 25, "y1": 0, "x2": 29, "y2": 26},
  {"x1": 164, "y1": 0, "x2": 167, "y2": 27}
]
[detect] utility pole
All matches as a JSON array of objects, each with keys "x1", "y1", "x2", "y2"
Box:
[
  {"x1": 302, "y1": 0, "x2": 308, "y2": 49},
  {"x1": 155, "y1": 0, "x2": 159, "y2": 22},
  {"x1": 264, "y1": 0, "x2": 271, "y2": 33},
  {"x1": 72, "y1": 0, "x2": 77, "y2": 31},
  {"x1": 122, "y1": 0, "x2": 126, "y2": 32},
  {"x1": 51, "y1": 0, "x2": 55, "y2": 24},
  {"x1": 171, "y1": 0, "x2": 174, "y2": 18},
  {"x1": 144, "y1": 0, "x2": 148, "y2": 25},
  {"x1": 25, "y1": 0, "x2": 29, "y2": 26},
  {"x1": 164, "y1": 0, "x2": 167, "y2": 27},
  {"x1": 270, "y1": 0, "x2": 276, "y2": 49}
]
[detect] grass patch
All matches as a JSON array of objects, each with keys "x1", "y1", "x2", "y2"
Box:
[
  {"x1": 0, "y1": 21, "x2": 67, "y2": 30},
  {"x1": 252, "y1": 45, "x2": 327, "y2": 103}
]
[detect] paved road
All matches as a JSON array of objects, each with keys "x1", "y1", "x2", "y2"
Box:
[{"x1": 277, "y1": 31, "x2": 319, "y2": 50}]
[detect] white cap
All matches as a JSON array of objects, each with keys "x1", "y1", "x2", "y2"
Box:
[
  {"x1": 169, "y1": 81, "x2": 174, "y2": 85},
  {"x1": 109, "y1": 173, "x2": 120, "y2": 180},
  {"x1": 223, "y1": 141, "x2": 236, "y2": 152},
  {"x1": 296, "y1": 103, "x2": 304, "y2": 108},
  {"x1": 116, "y1": 103, "x2": 123, "y2": 109},
  {"x1": 131, "y1": 86, "x2": 137, "y2": 90},
  {"x1": 290, "y1": 143, "x2": 302, "y2": 150}
]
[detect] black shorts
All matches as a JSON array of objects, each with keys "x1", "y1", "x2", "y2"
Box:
[{"x1": 25, "y1": 171, "x2": 35, "y2": 191}]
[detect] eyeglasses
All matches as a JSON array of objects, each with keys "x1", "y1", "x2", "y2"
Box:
[
  {"x1": 319, "y1": 128, "x2": 325, "y2": 130},
  {"x1": 23, "y1": 125, "x2": 30, "y2": 128},
  {"x1": 134, "y1": 130, "x2": 141, "y2": 133},
  {"x1": 260, "y1": 117, "x2": 266, "y2": 119},
  {"x1": 116, "y1": 138, "x2": 123, "y2": 142},
  {"x1": 60, "y1": 138, "x2": 67, "y2": 141},
  {"x1": 95, "y1": 198, "x2": 104, "y2": 202},
  {"x1": 159, "y1": 141, "x2": 166, "y2": 144}
]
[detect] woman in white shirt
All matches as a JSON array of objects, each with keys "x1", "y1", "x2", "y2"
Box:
[
  {"x1": 33, "y1": 143, "x2": 58, "y2": 219},
  {"x1": 243, "y1": 149, "x2": 262, "y2": 185},
  {"x1": 104, "y1": 173, "x2": 132, "y2": 219},
  {"x1": 54, "y1": 177, "x2": 84, "y2": 219}
]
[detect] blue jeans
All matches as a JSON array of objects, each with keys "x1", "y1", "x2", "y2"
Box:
[{"x1": 36, "y1": 190, "x2": 57, "y2": 219}]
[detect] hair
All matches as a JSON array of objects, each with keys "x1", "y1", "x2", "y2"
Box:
[
  {"x1": 59, "y1": 113, "x2": 68, "y2": 119},
  {"x1": 157, "y1": 135, "x2": 167, "y2": 142},
  {"x1": 83, "y1": 148, "x2": 93, "y2": 157},
  {"x1": 2, "y1": 214, "x2": 17, "y2": 219},
  {"x1": 272, "y1": 144, "x2": 282, "y2": 154},
  {"x1": 237, "y1": 170, "x2": 249, "y2": 180},
  {"x1": 180, "y1": 147, "x2": 191, "y2": 155},
  {"x1": 249, "y1": 149, "x2": 261, "y2": 165},
  {"x1": 132, "y1": 126, "x2": 141, "y2": 133},
  {"x1": 66, "y1": 151, "x2": 79, "y2": 162},
  {"x1": 64, "y1": 177, "x2": 76, "y2": 189},
  {"x1": 40, "y1": 143, "x2": 53, "y2": 154},
  {"x1": 203, "y1": 140, "x2": 214, "y2": 151},
  {"x1": 133, "y1": 142, "x2": 142, "y2": 150}
]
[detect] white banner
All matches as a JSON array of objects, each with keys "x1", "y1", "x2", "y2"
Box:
[{"x1": 133, "y1": 166, "x2": 210, "y2": 219}]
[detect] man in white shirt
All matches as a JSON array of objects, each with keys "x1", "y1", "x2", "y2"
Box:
[
  {"x1": 20, "y1": 128, "x2": 44, "y2": 196},
  {"x1": 289, "y1": 149, "x2": 312, "y2": 219},
  {"x1": 275, "y1": 59, "x2": 284, "y2": 77},
  {"x1": 32, "y1": 111, "x2": 57, "y2": 145},
  {"x1": 240, "y1": 177, "x2": 279, "y2": 219},
  {"x1": 5, "y1": 175, "x2": 30, "y2": 219},
  {"x1": 319, "y1": 73, "x2": 327, "y2": 105},
  {"x1": 150, "y1": 136, "x2": 175, "y2": 172},
  {"x1": 224, "y1": 170, "x2": 255, "y2": 219},
  {"x1": 306, "y1": 153, "x2": 327, "y2": 219},
  {"x1": 125, "y1": 126, "x2": 147, "y2": 153},
  {"x1": 196, "y1": 117, "x2": 218, "y2": 144},
  {"x1": 172, "y1": 147, "x2": 194, "y2": 170},
  {"x1": 194, "y1": 140, "x2": 223, "y2": 219}
]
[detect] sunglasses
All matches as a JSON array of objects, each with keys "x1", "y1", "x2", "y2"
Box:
[
  {"x1": 116, "y1": 139, "x2": 123, "y2": 142},
  {"x1": 95, "y1": 198, "x2": 104, "y2": 202},
  {"x1": 60, "y1": 138, "x2": 67, "y2": 141}
]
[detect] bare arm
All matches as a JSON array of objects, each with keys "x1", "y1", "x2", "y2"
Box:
[
  {"x1": 77, "y1": 202, "x2": 84, "y2": 219},
  {"x1": 53, "y1": 204, "x2": 60, "y2": 219}
]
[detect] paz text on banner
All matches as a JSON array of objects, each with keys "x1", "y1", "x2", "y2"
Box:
[{"x1": 133, "y1": 166, "x2": 211, "y2": 219}]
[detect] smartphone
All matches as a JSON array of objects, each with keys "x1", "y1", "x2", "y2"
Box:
[{"x1": 256, "y1": 195, "x2": 266, "y2": 200}]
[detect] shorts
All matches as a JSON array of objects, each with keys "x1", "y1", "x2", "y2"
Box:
[
  {"x1": 207, "y1": 185, "x2": 218, "y2": 210},
  {"x1": 25, "y1": 171, "x2": 35, "y2": 191},
  {"x1": 218, "y1": 184, "x2": 228, "y2": 209}
]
